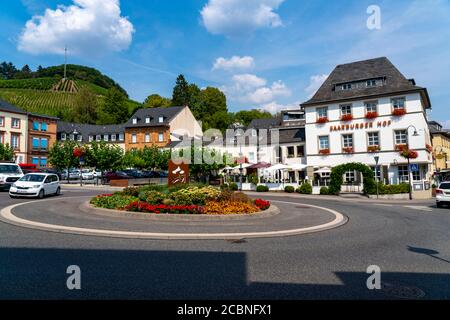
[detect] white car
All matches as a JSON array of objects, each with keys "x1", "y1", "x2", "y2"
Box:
[
  {"x1": 436, "y1": 182, "x2": 450, "y2": 208},
  {"x1": 0, "y1": 163, "x2": 24, "y2": 191},
  {"x1": 81, "y1": 169, "x2": 94, "y2": 180},
  {"x1": 9, "y1": 173, "x2": 61, "y2": 199}
]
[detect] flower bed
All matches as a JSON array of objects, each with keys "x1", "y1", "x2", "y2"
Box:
[{"x1": 90, "y1": 184, "x2": 271, "y2": 215}]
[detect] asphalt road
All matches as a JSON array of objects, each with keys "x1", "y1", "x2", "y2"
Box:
[{"x1": 0, "y1": 188, "x2": 449, "y2": 300}]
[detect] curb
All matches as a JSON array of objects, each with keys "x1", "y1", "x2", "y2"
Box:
[{"x1": 0, "y1": 197, "x2": 347, "y2": 240}]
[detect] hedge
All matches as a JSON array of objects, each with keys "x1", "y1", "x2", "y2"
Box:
[
  {"x1": 256, "y1": 185, "x2": 269, "y2": 192},
  {"x1": 368, "y1": 183, "x2": 410, "y2": 195},
  {"x1": 284, "y1": 186, "x2": 295, "y2": 193},
  {"x1": 297, "y1": 182, "x2": 312, "y2": 194}
]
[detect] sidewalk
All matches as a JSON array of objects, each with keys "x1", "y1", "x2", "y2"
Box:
[
  {"x1": 61, "y1": 183, "x2": 124, "y2": 191},
  {"x1": 245, "y1": 191, "x2": 435, "y2": 205}
]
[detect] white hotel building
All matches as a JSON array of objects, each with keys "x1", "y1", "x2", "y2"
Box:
[{"x1": 301, "y1": 57, "x2": 433, "y2": 197}]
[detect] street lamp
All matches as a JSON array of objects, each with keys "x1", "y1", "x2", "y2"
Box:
[{"x1": 406, "y1": 125, "x2": 420, "y2": 200}]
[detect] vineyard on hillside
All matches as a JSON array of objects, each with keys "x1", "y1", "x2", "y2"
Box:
[
  {"x1": 52, "y1": 78, "x2": 79, "y2": 93},
  {"x1": 0, "y1": 77, "x2": 59, "y2": 90}
]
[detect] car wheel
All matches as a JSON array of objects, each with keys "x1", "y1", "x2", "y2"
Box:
[
  {"x1": 437, "y1": 202, "x2": 443, "y2": 208},
  {"x1": 38, "y1": 190, "x2": 45, "y2": 199},
  {"x1": 9, "y1": 195, "x2": 17, "y2": 199},
  {"x1": 55, "y1": 187, "x2": 61, "y2": 196}
]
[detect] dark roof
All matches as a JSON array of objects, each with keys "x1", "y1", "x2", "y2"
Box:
[
  {"x1": 28, "y1": 112, "x2": 59, "y2": 120},
  {"x1": 57, "y1": 121, "x2": 125, "y2": 143},
  {"x1": 0, "y1": 99, "x2": 26, "y2": 114},
  {"x1": 301, "y1": 57, "x2": 431, "y2": 108},
  {"x1": 126, "y1": 106, "x2": 185, "y2": 128},
  {"x1": 248, "y1": 117, "x2": 282, "y2": 130},
  {"x1": 279, "y1": 128, "x2": 305, "y2": 144}
]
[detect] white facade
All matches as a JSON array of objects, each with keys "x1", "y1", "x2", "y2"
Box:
[
  {"x1": 0, "y1": 110, "x2": 28, "y2": 164},
  {"x1": 305, "y1": 92, "x2": 433, "y2": 189}
]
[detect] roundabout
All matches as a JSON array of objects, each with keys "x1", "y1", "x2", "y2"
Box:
[{"x1": 0, "y1": 195, "x2": 347, "y2": 240}]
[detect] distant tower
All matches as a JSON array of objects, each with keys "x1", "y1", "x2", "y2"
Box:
[{"x1": 63, "y1": 46, "x2": 68, "y2": 80}]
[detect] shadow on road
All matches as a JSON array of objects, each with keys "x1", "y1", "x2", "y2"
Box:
[
  {"x1": 408, "y1": 246, "x2": 450, "y2": 264},
  {"x1": 1, "y1": 248, "x2": 449, "y2": 299}
]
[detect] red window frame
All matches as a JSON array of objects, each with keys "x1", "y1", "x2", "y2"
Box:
[
  {"x1": 0, "y1": 116, "x2": 5, "y2": 127},
  {"x1": 10, "y1": 133, "x2": 20, "y2": 150}
]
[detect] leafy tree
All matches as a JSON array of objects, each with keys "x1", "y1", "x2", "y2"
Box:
[
  {"x1": 21, "y1": 65, "x2": 32, "y2": 74},
  {"x1": 98, "y1": 87, "x2": 129, "y2": 124},
  {"x1": 187, "y1": 83, "x2": 202, "y2": 118},
  {"x1": 85, "y1": 141, "x2": 124, "y2": 183},
  {"x1": 199, "y1": 87, "x2": 228, "y2": 131},
  {"x1": 143, "y1": 94, "x2": 172, "y2": 108},
  {"x1": 0, "y1": 62, "x2": 17, "y2": 80},
  {"x1": 172, "y1": 74, "x2": 190, "y2": 106},
  {"x1": 73, "y1": 87, "x2": 98, "y2": 124},
  {"x1": 48, "y1": 141, "x2": 79, "y2": 183},
  {"x1": 0, "y1": 143, "x2": 14, "y2": 161},
  {"x1": 234, "y1": 109, "x2": 273, "y2": 126},
  {"x1": 206, "y1": 111, "x2": 234, "y2": 132},
  {"x1": 122, "y1": 149, "x2": 146, "y2": 170}
]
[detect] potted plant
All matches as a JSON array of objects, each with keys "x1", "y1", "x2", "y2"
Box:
[
  {"x1": 367, "y1": 145, "x2": 380, "y2": 153},
  {"x1": 365, "y1": 111, "x2": 378, "y2": 119},
  {"x1": 392, "y1": 108, "x2": 407, "y2": 117},
  {"x1": 395, "y1": 144, "x2": 407, "y2": 152},
  {"x1": 340, "y1": 114, "x2": 353, "y2": 122},
  {"x1": 319, "y1": 149, "x2": 330, "y2": 155},
  {"x1": 400, "y1": 149, "x2": 419, "y2": 159},
  {"x1": 342, "y1": 147, "x2": 354, "y2": 154},
  {"x1": 317, "y1": 117, "x2": 329, "y2": 124}
]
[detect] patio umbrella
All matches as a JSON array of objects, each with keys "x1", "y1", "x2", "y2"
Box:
[
  {"x1": 288, "y1": 164, "x2": 308, "y2": 171},
  {"x1": 266, "y1": 164, "x2": 290, "y2": 172},
  {"x1": 248, "y1": 162, "x2": 272, "y2": 169}
]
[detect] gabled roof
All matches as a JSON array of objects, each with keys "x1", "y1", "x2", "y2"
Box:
[
  {"x1": 301, "y1": 57, "x2": 431, "y2": 108},
  {"x1": 248, "y1": 117, "x2": 282, "y2": 130},
  {"x1": 279, "y1": 128, "x2": 305, "y2": 144},
  {"x1": 57, "y1": 121, "x2": 125, "y2": 141},
  {"x1": 0, "y1": 99, "x2": 26, "y2": 114},
  {"x1": 126, "y1": 106, "x2": 185, "y2": 128}
]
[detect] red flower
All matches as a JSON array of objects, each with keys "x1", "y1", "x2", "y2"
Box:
[
  {"x1": 396, "y1": 144, "x2": 408, "y2": 152},
  {"x1": 400, "y1": 149, "x2": 419, "y2": 159},
  {"x1": 392, "y1": 109, "x2": 407, "y2": 117},
  {"x1": 317, "y1": 117, "x2": 329, "y2": 124},
  {"x1": 97, "y1": 194, "x2": 113, "y2": 198},
  {"x1": 426, "y1": 144, "x2": 433, "y2": 153},
  {"x1": 255, "y1": 199, "x2": 270, "y2": 210},
  {"x1": 367, "y1": 146, "x2": 380, "y2": 153},
  {"x1": 125, "y1": 202, "x2": 204, "y2": 215},
  {"x1": 341, "y1": 114, "x2": 353, "y2": 122},
  {"x1": 73, "y1": 147, "x2": 85, "y2": 158},
  {"x1": 365, "y1": 111, "x2": 378, "y2": 119},
  {"x1": 319, "y1": 149, "x2": 330, "y2": 155},
  {"x1": 342, "y1": 147, "x2": 354, "y2": 154}
]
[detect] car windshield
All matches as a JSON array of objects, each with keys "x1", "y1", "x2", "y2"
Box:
[
  {"x1": 0, "y1": 165, "x2": 21, "y2": 174},
  {"x1": 19, "y1": 174, "x2": 45, "y2": 182},
  {"x1": 440, "y1": 183, "x2": 450, "y2": 190}
]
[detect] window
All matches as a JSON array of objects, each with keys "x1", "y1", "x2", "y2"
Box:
[
  {"x1": 41, "y1": 122, "x2": 47, "y2": 132},
  {"x1": 342, "y1": 83, "x2": 352, "y2": 90},
  {"x1": 77, "y1": 135, "x2": 83, "y2": 142},
  {"x1": 395, "y1": 130, "x2": 408, "y2": 145},
  {"x1": 0, "y1": 116, "x2": 4, "y2": 127},
  {"x1": 32, "y1": 122, "x2": 40, "y2": 130},
  {"x1": 319, "y1": 136, "x2": 329, "y2": 150},
  {"x1": 32, "y1": 157, "x2": 39, "y2": 165},
  {"x1": 41, "y1": 138, "x2": 48, "y2": 150},
  {"x1": 61, "y1": 133, "x2": 66, "y2": 141},
  {"x1": 340, "y1": 104, "x2": 352, "y2": 116},
  {"x1": 366, "y1": 80, "x2": 377, "y2": 87},
  {"x1": 251, "y1": 129, "x2": 257, "y2": 137},
  {"x1": 345, "y1": 171, "x2": 356, "y2": 183},
  {"x1": 96, "y1": 135, "x2": 101, "y2": 142},
  {"x1": 159, "y1": 116, "x2": 164, "y2": 123},
  {"x1": 158, "y1": 132, "x2": 164, "y2": 142},
  {"x1": 145, "y1": 117, "x2": 150, "y2": 124},
  {"x1": 342, "y1": 134, "x2": 353, "y2": 148},
  {"x1": 249, "y1": 152, "x2": 255, "y2": 162},
  {"x1": 145, "y1": 133, "x2": 150, "y2": 143},
  {"x1": 119, "y1": 133, "x2": 124, "y2": 141},
  {"x1": 69, "y1": 134, "x2": 75, "y2": 141},
  {"x1": 368, "y1": 132, "x2": 379, "y2": 147},
  {"x1": 40, "y1": 158, "x2": 47, "y2": 168},
  {"x1": 104, "y1": 135, "x2": 109, "y2": 142},
  {"x1": 287, "y1": 147, "x2": 295, "y2": 158},
  {"x1": 297, "y1": 146, "x2": 305, "y2": 157},
  {"x1": 365, "y1": 101, "x2": 378, "y2": 113},
  {"x1": 32, "y1": 137, "x2": 40, "y2": 149},
  {"x1": 132, "y1": 133, "x2": 137, "y2": 144},
  {"x1": 111, "y1": 134, "x2": 116, "y2": 142},
  {"x1": 132, "y1": 118, "x2": 137, "y2": 124},
  {"x1": 0, "y1": 132, "x2": 4, "y2": 144},
  {"x1": 398, "y1": 165, "x2": 409, "y2": 183},
  {"x1": 317, "y1": 107, "x2": 328, "y2": 119},
  {"x1": 12, "y1": 118, "x2": 20, "y2": 128},
  {"x1": 392, "y1": 97, "x2": 406, "y2": 110},
  {"x1": 11, "y1": 134, "x2": 19, "y2": 149},
  {"x1": 89, "y1": 136, "x2": 93, "y2": 143},
  {"x1": 412, "y1": 166, "x2": 421, "y2": 181}
]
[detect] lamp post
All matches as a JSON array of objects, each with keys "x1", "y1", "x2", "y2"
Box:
[
  {"x1": 406, "y1": 125, "x2": 420, "y2": 201},
  {"x1": 374, "y1": 155, "x2": 380, "y2": 200}
]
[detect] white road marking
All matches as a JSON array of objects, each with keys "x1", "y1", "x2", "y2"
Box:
[{"x1": 403, "y1": 206, "x2": 433, "y2": 212}]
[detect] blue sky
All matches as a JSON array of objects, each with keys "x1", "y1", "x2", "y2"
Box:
[{"x1": 1, "y1": 0, "x2": 449, "y2": 124}]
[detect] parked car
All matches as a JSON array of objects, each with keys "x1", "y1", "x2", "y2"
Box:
[
  {"x1": 81, "y1": 169, "x2": 94, "y2": 180},
  {"x1": 122, "y1": 169, "x2": 144, "y2": 178},
  {"x1": 0, "y1": 163, "x2": 24, "y2": 191},
  {"x1": 105, "y1": 171, "x2": 131, "y2": 182},
  {"x1": 436, "y1": 182, "x2": 450, "y2": 208},
  {"x1": 9, "y1": 173, "x2": 61, "y2": 199},
  {"x1": 41, "y1": 168, "x2": 63, "y2": 180}
]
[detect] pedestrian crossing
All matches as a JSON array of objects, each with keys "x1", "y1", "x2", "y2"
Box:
[{"x1": 373, "y1": 204, "x2": 435, "y2": 212}]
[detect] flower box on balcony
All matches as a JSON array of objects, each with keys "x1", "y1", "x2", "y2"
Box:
[
  {"x1": 392, "y1": 108, "x2": 407, "y2": 117},
  {"x1": 395, "y1": 144, "x2": 407, "y2": 152},
  {"x1": 400, "y1": 149, "x2": 419, "y2": 159},
  {"x1": 367, "y1": 146, "x2": 380, "y2": 153},
  {"x1": 340, "y1": 114, "x2": 353, "y2": 122},
  {"x1": 342, "y1": 147, "x2": 354, "y2": 154},
  {"x1": 319, "y1": 149, "x2": 330, "y2": 155},
  {"x1": 365, "y1": 111, "x2": 378, "y2": 119},
  {"x1": 317, "y1": 117, "x2": 329, "y2": 124}
]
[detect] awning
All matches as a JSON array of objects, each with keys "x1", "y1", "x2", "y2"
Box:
[
  {"x1": 248, "y1": 162, "x2": 272, "y2": 169},
  {"x1": 314, "y1": 167, "x2": 332, "y2": 174},
  {"x1": 288, "y1": 164, "x2": 308, "y2": 171},
  {"x1": 265, "y1": 164, "x2": 290, "y2": 172}
]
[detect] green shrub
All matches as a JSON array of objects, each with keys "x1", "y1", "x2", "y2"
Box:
[
  {"x1": 142, "y1": 191, "x2": 166, "y2": 204},
  {"x1": 170, "y1": 186, "x2": 221, "y2": 205},
  {"x1": 248, "y1": 173, "x2": 259, "y2": 185},
  {"x1": 229, "y1": 183, "x2": 239, "y2": 191},
  {"x1": 320, "y1": 187, "x2": 329, "y2": 195},
  {"x1": 121, "y1": 187, "x2": 140, "y2": 197},
  {"x1": 284, "y1": 186, "x2": 295, "y2": 193},
  {"x1": 90, "y1": 194, "x2": 138, "y2": 209},
  {"x1": 368, "y1": 183, "x2": 410, "y2": 195},
  {"x1": 297, "y1": 182, "x2": 312, "y2": 194},
  {"x1": 220, "y1": 183, "x2": 229, "y2": 191},
  {"x1": 256, "y1": 185, "x2": 269, "y2": 192}
]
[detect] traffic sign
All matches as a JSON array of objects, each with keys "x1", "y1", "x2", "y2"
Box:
[{"x1": 410, "y1": 164, "x2": 419, "y2": 171}]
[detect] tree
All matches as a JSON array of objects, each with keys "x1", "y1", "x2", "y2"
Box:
[
  {"x1": 122, "y1": 149, "x2": 146, "y2": 170},
  {"x1": 98, "y1": 87, "x2": 129, "y2": 124},
  {"x1": 0, "y1": 144, "x2": 14, "y2": 161},
  {"x1": 172, "y1": 74, "x2": 190, "y2": 106},
  {"x1": 73, "y1": 87, "x2": 98, "y2": 124},
  {"x1": 234, "y1": 109, "x2": 273, "y2": 126},
  {"x1": 187, "y1": 84, "x2": 202, "y2": 118},
  {"x1": 85, "y1": 141, "x2": 124, "y2": 184},
  {"x1": 206, "y1": 110, "x2": 234, "y2": 132},
  {"x1": 48, "y1": 141, "x2": 79, "y2": 183},
  {"x1": 21, "y1": 65, "x2": 32, "y2": 74},
  {"x1": 143, "y1": 94, "x2": 172, "y2": 109},
  {"x1": 199, "y1": 87, "x2": 228, "y2": 131},
  {"x1": 0, "y1": 62, "x2": 17, "y2": 80}
]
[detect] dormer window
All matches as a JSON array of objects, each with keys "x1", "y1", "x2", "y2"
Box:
[
  {"x1": 61, "y1": 133, "x2": 66, "y2": 141},
  {"x1": 89, "y1": 136, "x2": 93, "y2": 142},
  {"x1": 78, "y1": 135, "x2": 83, "y2": 142},
  {"x1": 159, "y1": 116, "x2": 164, "y2": 123},
  {"x1": 342, "y1": 83, "x2": 352, "y2": 90},
  {"x1": 104, "y1": 135, "x2": 109, "y2": 142},
  {"x1": 132, "y1": 118, "x2": 137, "y2": 125},
  {"x1": 96, "y1": 135, "x2": 101, "y2": 141},
  {"x1": 366, "y1": 79, "x2": 377, "y2": 87},
  {"x1": 145, "y1": 117, "x2": 150, "y2": 124}
]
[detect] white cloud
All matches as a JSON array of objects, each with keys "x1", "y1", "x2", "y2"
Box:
[
  {"x1": 261, "y1": 101, "x2": 299, "y2": 114},
  {"x1": 305, "y1": 74, "x2": 328, "y2": 98},
  {"x1": 18, "y1": 0, "x2": 134, "y2": 55},
  {"x1": 213, "y1": 56, "x2": 254, "y2": 71},
  {"x1": 247, "y1": 80, "x2": 291, "y2": 104},
  {"x1": 201, "y1": 0, "x2": 284, "y2": 36},
  {"x1": 231, "y1": 73, "x2": 266, "y2": 90}
]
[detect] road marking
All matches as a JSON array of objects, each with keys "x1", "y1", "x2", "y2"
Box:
[
  {"x1": 403, "y1": 206, "x2": 433, "y2": 212},
  {"x1": 0, "y1": 197, "x2": 347, "y2": 240},
  {"x1": 373, "y1": 204, "x2": 394, "y2": 207}
]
